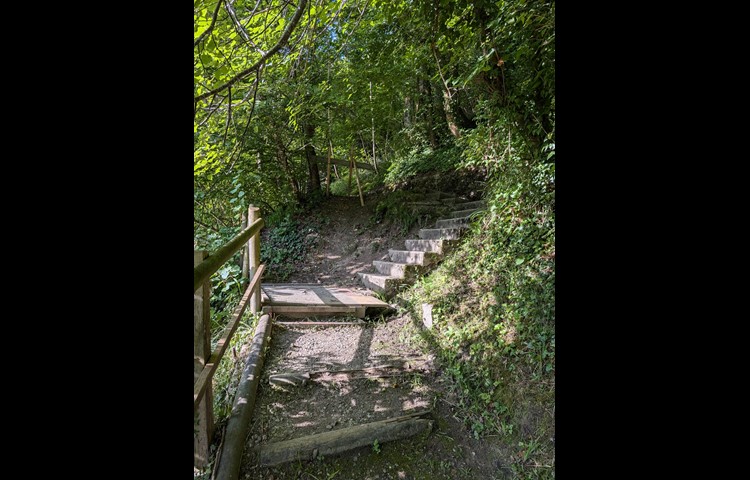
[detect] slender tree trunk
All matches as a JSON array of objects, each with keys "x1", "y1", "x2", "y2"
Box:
[
  {"x1": 274, "y1": 133, "x2": 302, "y2": 202},
  {"x1": 404, "y1": 96, "x2": 412, "y2": 127},
  {"x1": 423, "y1": 79, "x2": 438, "y2": 148},
  {"x1": 303, "y1": 123, "x2": 321, "y2": 195},
  {"x1": 369, "y1": 80, "x2": 378, "y2": 172},
  {"x1": 442, "y1": 89, "x2": 461, "y2": 138}
]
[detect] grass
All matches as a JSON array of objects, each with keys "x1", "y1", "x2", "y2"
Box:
[
  {"x1": 194, "y1": 308, "x2": 262, "y2": 480},
  {"x1": 389, "y1": 176, "x2": 555, "y2": 477}
]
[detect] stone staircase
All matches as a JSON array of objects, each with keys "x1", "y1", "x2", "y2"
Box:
[{"x1": 358, "y1": 192, "x2": 485, "y2": 296}]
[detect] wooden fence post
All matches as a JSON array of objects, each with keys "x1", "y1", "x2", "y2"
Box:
[
  {"x1": 194, "y1": 250, "x2": 213, "y2": 468},
  {"x1": 241, "y1": 209, "x2": 249, "y2": 282},
  {"x1": 248, "y1": 206, "x2": 261, "y2": 313}
]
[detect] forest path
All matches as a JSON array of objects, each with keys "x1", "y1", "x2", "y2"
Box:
[{"x1": 231, "y1": 194, "x2": 509, "y2": 480}]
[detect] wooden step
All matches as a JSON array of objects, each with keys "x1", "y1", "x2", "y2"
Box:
[
  {"x1": 269, "y1": 305, "x2": 358, "y2": 315},
  {"x1": 261, "y1": 284, "x2": 389, "y2": 318}
]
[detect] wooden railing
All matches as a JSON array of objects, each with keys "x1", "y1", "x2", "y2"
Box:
[{"x1": 194, "y1": 205, "x2": 265, "y2": 468}]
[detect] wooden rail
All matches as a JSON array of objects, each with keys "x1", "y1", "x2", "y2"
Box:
[
  {"x1": 194, "y1": 217, "x2": 265, "y2": 292},
  {"x1": 194, "y1": 205, "x2": 265, "y2": 469},
  {"x1": 312, "y1": 155, "x2": 376, "y2": 171},
  {"x1": 194, "y1": 264, "x2": 264, "y2": 410}
]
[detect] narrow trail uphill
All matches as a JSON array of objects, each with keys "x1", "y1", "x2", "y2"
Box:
[{"x1": 224, "y1": 187, "x2": 525, "y2": 480}]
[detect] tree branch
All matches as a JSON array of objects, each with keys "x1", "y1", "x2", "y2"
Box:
[
  {"x1": 223, "y1": 86, "x2": 232, "y2": 143},
  {"x1": 194, "y1": 0, "x2": 224, "y2": 48},
  {"x1": 194, "y1": 217, "x2": 220, "y2": 233},
  {"x1": 194, "y1": 0, "x2": 308, "y2": 104},
  {"x1": 225, "y1": 0, "x2": 264, "y2": 54},
  {"x1": 227, "y1": 63, "x2": 264, "y2": 172}
]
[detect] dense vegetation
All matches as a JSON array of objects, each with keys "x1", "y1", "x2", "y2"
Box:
[{"x1": 195, "y1": 0, "x2": 554, "y2": 475}]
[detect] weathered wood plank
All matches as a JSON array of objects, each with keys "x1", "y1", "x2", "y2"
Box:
[
  {"x1": 258, "y1": 411, "x2": 433, "y2": 467},
  {"x1": 326, "y1": 287, "x2": 390, "y2": 307},
  {"x1": 270, "y1": 305, "x2": 356, "y2": 314},
  {"x1": 274, "y1": 321, "x2": 366, "y2": 327},
  {"x1": 262, "y1": 284, "x2": 389, "y2": 308},
  {"x1": 261, "y1": 285, "x2": 388, "y2": 318}
]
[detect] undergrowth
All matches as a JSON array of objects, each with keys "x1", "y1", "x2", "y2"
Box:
[
  {"x1": 195, "y1": 293, "x2": 262, "y2": 480},
  {"x1": 397, "y1": 119, "x2": 555, "y2": 477},
  {"x1": 371, "y1": 190, "x2": 448, "y2": 234},
  {"x1": 384, "y1": 144, "x2": 461, "y2": 187},
  {"x1": 260, "y1": 210, "x2": 318, "y2": 282}
]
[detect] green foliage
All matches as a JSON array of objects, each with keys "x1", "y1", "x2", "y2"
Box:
[
  {"x1": 372, "y1": 439, "x2": 381, "y2": 454},
  {"x1": 372, "y1": 190, "x2": 446, "y2": 234},
  {"x1": 210, "y1": 313, "x2": 260, "y2": 421},
  {"x1": 195, "y1": 0, "x2": 555, "y2": 472},
  {"x1": 383, "y1": 145, "x2": 461, "y2": 187},
  {"x1": 399, "y1": 151, "x2": 554, "y2": 467},
  {"x1": 329, "y1": 178, "x2": 354, "y2": 197},
  {"x1": 260, "y1": 212, "x2": 318, "y2": 282}
]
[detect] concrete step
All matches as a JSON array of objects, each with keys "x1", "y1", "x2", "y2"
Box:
[
  {"x1": 372, "y1": 260, "x2": 422, "y2": 279},
  {"x1": 405, "y1": 201, "x2": 444, "y2": 207},
  {"x1": 404, "y1": 239, "x2": 445, "y2": 253},
  {"x1": 388, "y1": 249, "x2": 441, "y2": 266},
  {"x1": 452, "y1": 199, "x2": 485, "y2": 210},
  {"x1": 418, "y1": 228, "x2": 462, "y2": 240},
  {"x1": 435, "y1": 217, "x2": 471, "y2": 229},
  {"x1": 423, "y1": 191, "x2": 458, "y2": 201},
  {"x1": 443, "y1": 196, "x2": 468, "y2": 204},
  {"x1": 447, "y1": 207, "x2": 482, "y2": 219},
  {"x1": 357, "y1": 272, "x2": 402, "y2": 295}
]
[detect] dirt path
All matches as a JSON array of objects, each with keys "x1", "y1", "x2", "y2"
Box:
[{"x1": 236, "y1": 194, "x2": 511, "y2": 479}]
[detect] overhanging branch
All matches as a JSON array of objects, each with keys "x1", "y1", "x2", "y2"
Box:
[
  {"x1": 194, "y1": 0, "x2": 308, "y2": 104},
  {"x1": 194, "y1": 0, "x2": 224, "y2": 48}
]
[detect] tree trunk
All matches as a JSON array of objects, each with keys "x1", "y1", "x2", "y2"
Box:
[
  {"x1": 404, "y1": 96, "x2": 412, "y2": 127},
  {"x1": 303, "y1": 123, "x2": 321, "y2": 195},
  {"x1": 442, "y1": 89, "x2": 461, "y2": 139},
  {"x1": 275, "y1": 133, "x2": 302, "y2": 203},
  {"x1": 423, "y1": 79, "x2": 438, "y2": 148}
]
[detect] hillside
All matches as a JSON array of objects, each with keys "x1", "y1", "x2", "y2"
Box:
[{"x1": 206, "y1": 176, "x2": 554, "y2": 479}]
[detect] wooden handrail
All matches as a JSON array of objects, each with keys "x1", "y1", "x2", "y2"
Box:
[
  {"x1": 312, "y1": 155, "x2": 375, "y2": 171},
  {"x1": 193, "y1": 217, "x2": 265, "y2": 292},
  {"x1": 194, "y1": 264, "x2": 265, "y2": 411},
  {"x1": 194, "y1": 207, "x2": 264, "y2": 468}
]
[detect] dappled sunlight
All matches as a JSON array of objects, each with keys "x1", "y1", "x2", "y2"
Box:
[{"x1": 195, "y1": 0, "x2": 554, "y2": 475}]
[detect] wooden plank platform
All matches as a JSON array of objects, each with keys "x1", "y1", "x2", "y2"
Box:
[{"x1": 261, "y1": 284, "x2": 390, "y2": 318}]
